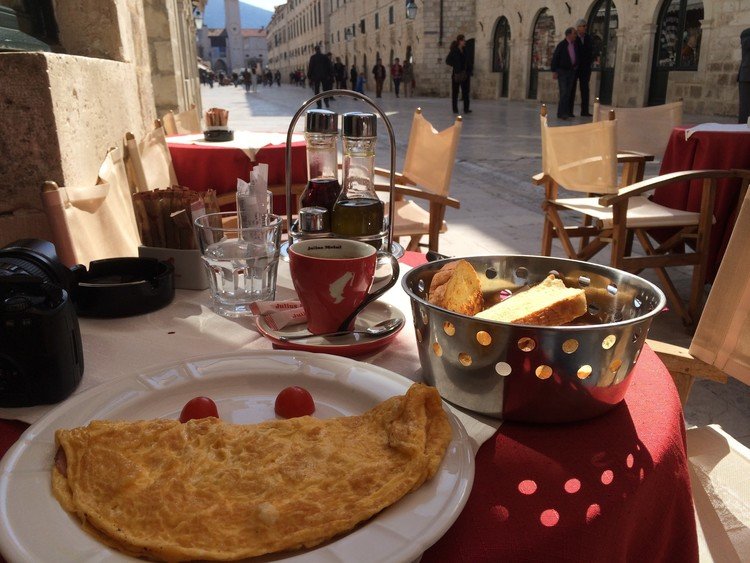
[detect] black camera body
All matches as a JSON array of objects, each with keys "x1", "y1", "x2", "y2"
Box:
[
  {"x1": 0, "y1": 240, "x2": 84, "y2": 407},
  {"x1": 0, "y1": 239, "x2": 174, "y2": 407},
  {"x1": 0, "y1": 276, "x2": 83, "y2": 407}
]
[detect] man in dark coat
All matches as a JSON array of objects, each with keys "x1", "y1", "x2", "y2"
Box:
[
  {"x1": 334, "y1": 57, "x2": 347, "y2": 89},
  {"x1": 739, "y1": 28, "x2": 750, "y2": 123},
  {"x1": 307, "y1": 45, "x2": 333, "y2": 108},
  {"x1": 350, "y1": 64, "x2": 358, "y2": 91},
  {"x1": 551, "y1": 27, "x2": 578, "y2": 120},
  {"x1": 446, "y1": 34, "x2": 472, "y2": 114},
  {"x1": 372, "y1": 58, "x2": 386, "y2": 98},
  {"x1": 572, "y1": 19, "x2": 594, "y2": 117}
]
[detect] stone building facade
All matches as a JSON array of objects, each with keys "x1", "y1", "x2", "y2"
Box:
[
  {"x1": 266, "y1": 0, "x2": 747, "y2": 117},
  {"x1": 195, "y1": 0, "x2": 268, "y2": 75},
  {"x1": 0, "y1": 0, "x2": 202, "y2": 246}
]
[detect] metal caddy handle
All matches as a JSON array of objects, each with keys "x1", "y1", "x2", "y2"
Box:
[{"x1": 283, "y1": 89, "x2": 398, "y2": 255}]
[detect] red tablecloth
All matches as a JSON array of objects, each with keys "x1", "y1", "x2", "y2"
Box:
[
  {"x1": 167, "y1": 136, "x2": 307, "y2": 216},
  {"x1": 423, "y1": 344, "x2": 697, "y2": 563},
  {"x1": 652, "y1": 125, "x2": 750, "y2": 280}
]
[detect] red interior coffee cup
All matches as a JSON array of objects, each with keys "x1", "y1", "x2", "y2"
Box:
[{"x1": 289, "y1": 239, "x2": 399, "y2": 334}]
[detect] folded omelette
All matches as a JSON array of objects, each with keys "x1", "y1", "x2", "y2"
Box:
[{"x1": 52, "y1": 383, "x2": 451, "y2": 562}]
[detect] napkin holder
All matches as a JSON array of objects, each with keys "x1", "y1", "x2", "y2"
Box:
[
  {"x1": 203, "y1": 126, "x2": 234, "y2": 142},
  {"x1": 138, "y1": 246, "x2": 208, "y2": 290}
]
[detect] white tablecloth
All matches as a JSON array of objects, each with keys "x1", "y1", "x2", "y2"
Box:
[
  {"x1": 0, "y1": 262, "x2": 501, "y2": 451},
  {"x1": 684, "y1": 123, "x2": 750, "y2": 139},
  {"x1": 166, "y1": 131, "x2": 305, "y2": 159}
]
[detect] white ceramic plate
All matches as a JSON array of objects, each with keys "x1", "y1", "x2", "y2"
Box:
[{"x1": 0, "y1": 351, "x2": 474, "y2": 563}]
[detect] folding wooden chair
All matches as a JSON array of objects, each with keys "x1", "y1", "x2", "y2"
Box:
[
  {"x1": 162, "y1": 103, "x2": 202, "y2": 136},
  {"x1": 593, "y1": 99, "x2": 682, "y2": 162},
  {"x1": 648, "y1": 185, "x2": 750, "y2": 561},
  {"x1": 534, "y1": 104, "x2": 750, "y2": 324},
  {"x1": 41, "y1": 146, "x2": 140, "y2": 267},
  {"x1": 123, "y1": 122, "x2": 178, "y2": 193},
  {"x1": 373, "y1": 108, "x2": 462, "y2": 252}
]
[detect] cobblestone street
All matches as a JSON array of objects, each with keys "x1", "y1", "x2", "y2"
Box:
[{"x1": 200, "y1": 82, "x2": 748, "y2": 444}]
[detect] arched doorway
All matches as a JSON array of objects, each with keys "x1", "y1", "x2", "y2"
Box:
[
  {"x1": 648, "y1": 0, "x2": 704, "y2": 105},
  {"x1": 528, "y1": 9, "x2": 555, "y2": 99},
  {"x1": 589, "y1": 0, "x2": 618, "y2": 104},
  {"x1": 493, "y1": 16, "x2": 511, "y2": 98}
]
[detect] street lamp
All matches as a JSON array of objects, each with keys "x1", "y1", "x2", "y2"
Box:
[
  {"x1": 405, "y1": 1, "x2": 418, "y2": 20},
  {"x1": 193, "y1": 7, "x2": 204, "y2": 30}
]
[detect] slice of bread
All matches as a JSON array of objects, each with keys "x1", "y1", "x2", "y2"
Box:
[
  {"x1": 475, "y1": 274, "x2": 587, "y2": 326},
  {"x1": 428, "y1": 260, "x2": 484, "y2": 315}
]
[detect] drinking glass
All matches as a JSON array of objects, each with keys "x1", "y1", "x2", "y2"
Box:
[{"x1": 194, "y1": 212, "x2": 282, "y2": 317}]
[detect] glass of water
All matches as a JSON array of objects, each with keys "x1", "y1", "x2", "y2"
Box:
[{"x1": 194, "y1": 212, "x2": 282, "y2": 317}]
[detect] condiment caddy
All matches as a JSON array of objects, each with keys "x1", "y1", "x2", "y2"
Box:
[{"x1": 283, "y1": 90, "x2": 402, "y2": 257}]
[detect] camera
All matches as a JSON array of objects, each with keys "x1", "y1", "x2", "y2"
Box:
[{"x1": 0, "y1": 240, "x2": 83, "y2": 407}]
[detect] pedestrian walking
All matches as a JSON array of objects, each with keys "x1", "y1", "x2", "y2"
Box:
[
  {"x1": 308, "y1": 45, "x2": 333, "y2": 108},
  {"x1": 356, "y1": 66, "x2": 367, "y2": 94},
  {"x1": 551, "y1": 27, "x2": 578, "y2": 120},
  {"x1": 391, "y1": 58, "x2": 403, "y2": 97},
  {"x1": 334, "y1": 57, "x2": 347, "y2": 89},
  {"x1": 324, "y1": 52, "x2": 335, "y2": 102},
  {"x1": 446, "y1": 34, "x2": 472, "y2": 114},
  {"x1": 402, "y1": 59, "x2": 415, "y2": 97},
  {"x1": 572, "y1": 19, "x2": 593, "y2": 117},
  {"x1": 241, "y1": 68, "x2": 252, "y2": 92},
  {"x1": 350, "y1": 65, "x2": 358, "y2": 90},
  {"x1": 372, "y1": 58, "x2": 386, "y2": 98},
  {"x1": 739, "y1": 28, "x2": 750, "y2": 123}
]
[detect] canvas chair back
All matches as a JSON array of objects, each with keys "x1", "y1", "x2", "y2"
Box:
[
  {"x1": 124, "y1": 125, "x2": 178, "y2": 193},
  {"x1": 593, "y1": 100, "x2": 682, "y2": 158},
  {"x1": 689, "y1": 185, "x2": 750, "y2": 386},
  {"x1": 42, "y1": 146, "x2": 140, "y2": 267},
  {"x1": 162, "y1": 104, "x2": 201, "y2": 136},
  {"x1": 402, "y1": 109, "x2": 462, "y2": 197},
  {"x1": 540, "y1": 114, "x2": 619, "y2": 194}
]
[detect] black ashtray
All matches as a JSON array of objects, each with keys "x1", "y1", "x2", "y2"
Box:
[
  {"x1": 72, "y1": 257, "x2": 174, "y2": 318},
  {"x1": 203, "y1": 129, "x2": 234, "y2": 142}
]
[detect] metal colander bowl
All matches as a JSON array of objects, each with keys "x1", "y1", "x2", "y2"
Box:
[{"x1": 402, "y1": 255, "x2": 666, "y2": 423}]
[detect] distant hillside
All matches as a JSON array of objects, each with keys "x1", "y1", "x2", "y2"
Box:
[{"x1": 203, "y1": 0, "x2": 273, "y2": 29}]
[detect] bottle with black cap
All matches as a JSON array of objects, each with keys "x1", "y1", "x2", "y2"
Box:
[
  {"x1": 299, "y1": 109, "x2": 341, "y2": 232},
  {"x1": 331, "y1": 112, "x2": 384, "y2": 247}
]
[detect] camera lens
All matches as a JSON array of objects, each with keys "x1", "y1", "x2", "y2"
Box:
[{"x1": 0, "y1": 239, "x2": 75, "y2": 292}]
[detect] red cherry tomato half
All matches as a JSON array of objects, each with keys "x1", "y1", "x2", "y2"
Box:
[
  {"x1": 179, "y1": 396, "x2": 219, "y2": 423},
  {"x1": 275, "y1": 386, "x2": 315, "y2": 418}
]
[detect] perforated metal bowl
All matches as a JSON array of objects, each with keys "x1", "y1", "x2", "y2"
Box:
[{"x1": 402, "y1": 255, "x2": 666, "y2": 423}]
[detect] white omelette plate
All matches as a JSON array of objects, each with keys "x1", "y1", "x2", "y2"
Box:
[{"x1": 0, "y1": 351, "x2": 474, "y2": 563}]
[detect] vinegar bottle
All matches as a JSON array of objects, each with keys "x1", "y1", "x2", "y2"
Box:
[
  {"x1": 331, "y1": 112, "x2": 384, "y2": 247},
  {"x1": 299, "y1": 109, "x2": 341, "y2": 231}
]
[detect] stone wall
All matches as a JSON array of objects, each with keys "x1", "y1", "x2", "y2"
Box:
[{"x1": 0, "y1": 0, "x2": 201, "y2": 247}]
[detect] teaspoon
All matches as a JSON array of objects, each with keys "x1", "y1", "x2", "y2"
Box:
[{"x1": 278, "y1": 317, "x2": 404, "y2": 342}]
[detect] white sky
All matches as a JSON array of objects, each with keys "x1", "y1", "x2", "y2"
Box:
[{"x1": 239, "y1": 0, "x2": 282, "y2": 11}]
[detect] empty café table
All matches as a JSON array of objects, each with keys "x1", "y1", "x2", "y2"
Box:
[
  {"x1": 167, "y1": 131, "x2": 307, "y2": 215},
  {"x1": 652, "y1": 123, "x2": 750, "y2": 280}
]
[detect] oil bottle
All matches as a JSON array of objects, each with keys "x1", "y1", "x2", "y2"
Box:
[{"x1": 331, "y1": 112, "x2": 384, "y2": 246}]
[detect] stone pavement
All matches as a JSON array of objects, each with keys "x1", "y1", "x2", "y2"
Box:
[{"x1": 200, "y1": 82, "x2": 749, "y2": 445}]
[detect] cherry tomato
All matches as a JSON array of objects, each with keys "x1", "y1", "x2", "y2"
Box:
[
  {"x1": 179, "y1": 396, "x2": 219, "y2": 423},
  {"x1": 275, "y1": 386, "x2": 315, "y2": 418}
]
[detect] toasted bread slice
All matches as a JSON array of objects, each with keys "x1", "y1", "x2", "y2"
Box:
[
  {"x1": 428, "y1": 260, "x2": 484, "y2": 315},
  {"x1": 475, "y1": 275, "x2": 586, "y2": 326}
]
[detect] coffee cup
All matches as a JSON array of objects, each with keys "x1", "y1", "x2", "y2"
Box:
[{"x1": 288, "y1": 238, "x2": 400, "y2": 335}]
